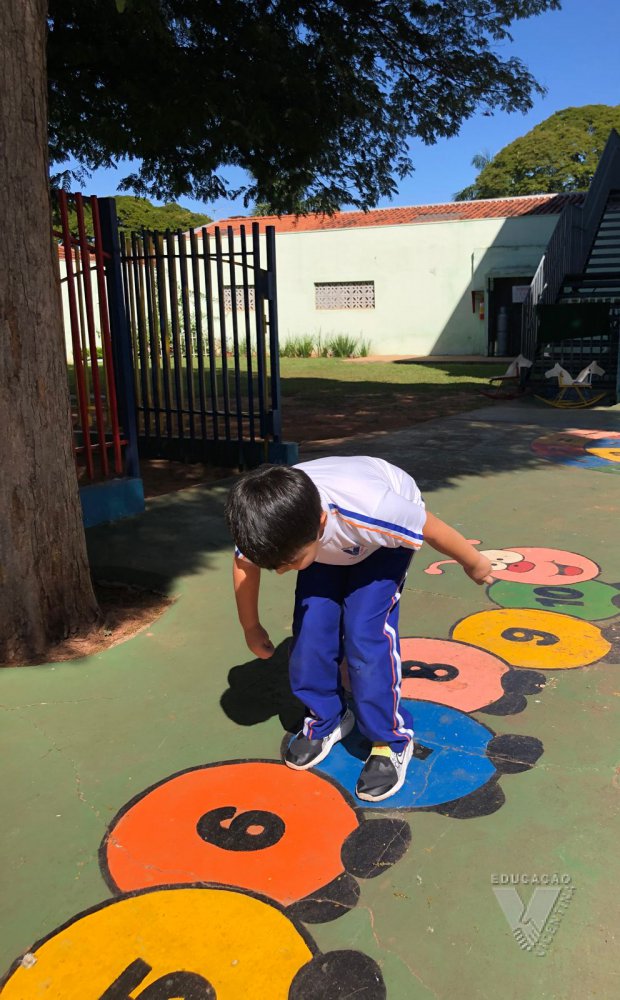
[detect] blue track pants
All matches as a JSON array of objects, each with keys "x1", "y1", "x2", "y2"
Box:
[{"x1": 289, "y1": 546, "x2": 414, "y2": 752}]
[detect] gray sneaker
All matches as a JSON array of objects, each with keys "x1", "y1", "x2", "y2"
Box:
[
  {"x1": 284, "y1": 709, "x2": 355, "y2": 770},
  {"x1": 356, "y1": 740, "x2": 414, "y2": 801}
]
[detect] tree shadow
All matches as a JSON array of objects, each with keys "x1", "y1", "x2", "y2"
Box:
[
  {"x1": 86, "y1": 395, "x2": 620, "y2": 599},
  {"x1": 298, "y1": 403, "x2": 545, "y2": 490},
  {"x1": 85, "y1": 480, "x2": 236, "y2": 594}
]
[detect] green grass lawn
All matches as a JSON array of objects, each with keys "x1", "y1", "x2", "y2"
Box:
[
  {"x1": 68, "y1": 356, "x2": 507, "y2": 444},
  {"x1": 70, "y1": 356, "x2": 505, "y2": 399},
  {"x1": 275, "y1": 358, "x2": 507, "y2": 440},
  {"x1": 279, "y1": 357, "x2": 505, "y2": 390}
]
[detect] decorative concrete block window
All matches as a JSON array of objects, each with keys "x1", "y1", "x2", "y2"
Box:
[
  {"x1": 315, "y1": 281, "x2": 375, "y2": 309},
  {"x1": 223, "y1": 286, "x2": 255, "y2": 312}
]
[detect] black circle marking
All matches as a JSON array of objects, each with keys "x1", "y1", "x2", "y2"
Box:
[
  {"x1": 532, "y1": 585, "x2": 585, "y2": 608},
  {"x1": 289, "y1": 950, "x2": 386, "y2": 1000},
  {"x1": 100, "y1": 957, "x2": 215, "y2": 999},
  {"x1": 196, "y1": 806, "x2": 285, "y2": 852},
  {"x1": 401, "y1": 660, "x2": 460, "y2": 683},
  {"x1": 500, "y1": 627, "x2": 559, "y2": 646}
]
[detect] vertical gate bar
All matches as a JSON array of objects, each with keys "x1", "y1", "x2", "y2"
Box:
[
  {"x1": 265, "y1": 226, "x2": 282, "y2": 444},
  {"x1": 201, "y1": 228, "x2": 219, "y2": 441},
  {"x1": 214, "y1": 226, "x2": 231, "y2": 440},
  {"x1": 240, "y1": 225, "x2": 256, "y2": 442},
  {"x1": 97, "y1": 197, "x2": 140, "y2": 479},
  {"x1": 130, "y1": 231, "x2": 152, "y2": 443},
  {"x1": 136, "y1": 250, "x2": 149, "y2": 434},
  {"x1": 166, "y1": 229, "x2": 185, "y2": 439},
  {"x1": 190, "y1": 228, "x2": 208, "y2": 440},
  {"x1": 178, "y1": 229, "x2": 196, "y2": 440},
  {"x1": 227, "y1": 225, "x2": 244, "y2": 442},
  {"x1": 120, "y1": 230, "x2": 139, "y2": 429},
  {"x1": 121, "y1": 230, "x2": 141, "y2": 409},
  {"x1": 74, "y1": 245, "x2": 91, "y2": 424},
  {"x1": 91, "y1": 195, "x2": 123, "y2": 474},
  {"x1": 58, "y1": 190, "x2": 94, "y2": 479},
  {"x1": 120, "y1": 231, "x2": 143, "y2": 460},
  {"x1": 252, "y1": 222, "x2": 267, "y2": 439},
  {"x1": 143, "y1": 231, "x2": 162, "y2": 446},
  {"x1": 616, "y1": 309, "x2": 620, "y2": 403},
  {"x1": 153, "y1": 230, "x2": 174, "y2": 441},
  {"x1": 75, "y1": 192, "x2": 109, "y2": 476}
]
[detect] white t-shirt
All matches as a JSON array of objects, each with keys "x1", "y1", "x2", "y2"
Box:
[{"x1": 295, "y1": 455, "x2": 426, "y2": 565}]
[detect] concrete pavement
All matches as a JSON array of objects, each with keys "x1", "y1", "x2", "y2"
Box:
[{"x1": 1, "y1": 398, "x2": 619, "y2": 999}]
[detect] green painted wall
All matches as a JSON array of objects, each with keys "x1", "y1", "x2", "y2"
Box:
[{"x1": 276, "y1": 214, "x2": 559, "y2": 355}]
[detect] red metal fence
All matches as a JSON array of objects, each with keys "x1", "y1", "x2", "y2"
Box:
[
  {"x1": 54, "y1": 191, "x2": 128, "y2": 481},
  {"x1": 54, "y1": 193, "x2": 282, "y2": 477}
]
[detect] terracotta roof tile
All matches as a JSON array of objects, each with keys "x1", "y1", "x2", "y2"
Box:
[
  {"x1": 201, "y1": 193, "x2": 585, "y2": 236},
  {"x1": 56, "y1": 240, "x2": 96, "y2": 262}
]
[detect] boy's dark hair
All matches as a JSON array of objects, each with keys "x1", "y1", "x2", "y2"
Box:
[{"x1": 224, "y1": 464, "x2": 322, "y2": 569}]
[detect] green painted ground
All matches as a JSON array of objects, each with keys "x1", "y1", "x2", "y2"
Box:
[{"x1": 1, "y1": 401, "x2": 619, "y2": 999}]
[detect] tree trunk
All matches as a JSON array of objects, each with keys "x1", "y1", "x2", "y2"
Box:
[{"x1": 0, "y1": 0, "x2": 100, "y2": 664}]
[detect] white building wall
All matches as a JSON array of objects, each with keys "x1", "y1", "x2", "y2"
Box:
[
  {"x1": 58, "y1": 213, "x2": 560, "y2": 364},
  {"x1": 59, "y1": 231, "x2": 271, "y2": 365},
  {"x1": 274, "y1": 214, "x2": 558, "y2": 355}
]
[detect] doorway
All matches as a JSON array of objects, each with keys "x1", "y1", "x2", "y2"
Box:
[{"x1": 488, "y1": 276, "x2": 532, "y2": 357}]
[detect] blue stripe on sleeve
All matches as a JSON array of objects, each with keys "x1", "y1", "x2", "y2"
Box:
[{"x1": 328, "y1": 503, "x2": 424, "y2": 541}]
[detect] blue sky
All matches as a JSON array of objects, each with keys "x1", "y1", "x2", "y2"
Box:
[{"x1": 63, "y1": 0, "x2": 619, "y2": 219}]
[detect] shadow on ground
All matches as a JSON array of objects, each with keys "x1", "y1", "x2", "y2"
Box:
[
  {"x1": 220, "y1": 639, "x2": 305, "y2": 734},
  {"x1": 87, "y1": 402, "x2": 619, "y2": 591},
  {"x1": 86, "y1": 481, "x2": 236, "y2": 594},
  {"x1": 302, "y1": 403, "x2": 619, "y2": 485}
]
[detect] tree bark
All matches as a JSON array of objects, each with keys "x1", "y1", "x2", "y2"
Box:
[{"x1": 0, "y1": 0, "x2": 100, "y2": 664}]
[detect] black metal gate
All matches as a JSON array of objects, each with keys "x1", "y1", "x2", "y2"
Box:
[{"x1": 120, "y1": 222, "x2": 282, "y2": 466}]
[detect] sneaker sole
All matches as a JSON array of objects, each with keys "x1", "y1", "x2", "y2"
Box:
[
  {"x1": 284, "y1": 710, "x2": 355, "y2": 771},
  {"x1": 355, "y1": 738, "x2": 414, "y2": 802}
]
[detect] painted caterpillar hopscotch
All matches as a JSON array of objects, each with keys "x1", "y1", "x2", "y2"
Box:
[{"x1": 2, "y1": 544, "x2": 619, "y2": 998}]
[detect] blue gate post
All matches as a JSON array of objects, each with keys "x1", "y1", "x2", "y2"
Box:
[
  {"x1": 616, "y1": 309, "x2": 620, "y2": 404},
  {"x1": 265, "y1": 226, "x2": 282, "y2": 444},
  {"x1": 98, "y1": 197, "x2": 141, "y2": 479},
  {"x1": 264, "y1": 226, "x2": 297, "y2": 465}
]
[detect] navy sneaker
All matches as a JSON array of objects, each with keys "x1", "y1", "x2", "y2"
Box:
[
  {"x1": 284, "y1": 709, "x2": 355, "y2": 770},
  {"x1": 355, "y1": 740, "x2": 414, "y2": 801}
]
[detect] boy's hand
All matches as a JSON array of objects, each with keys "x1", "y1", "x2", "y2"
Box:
[
  {"x1": 244, "y1": 623, "x2": 275, "y2": 659},
  {"x1": 464, "y1": 554, "x2": 494, "y2": 586}
]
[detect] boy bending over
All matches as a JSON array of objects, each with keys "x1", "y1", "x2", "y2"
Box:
[{"x1": 225, "y1": 456, "x2": 493, "y2": 803}]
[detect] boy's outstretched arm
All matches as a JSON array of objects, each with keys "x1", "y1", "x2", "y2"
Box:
[
  {"x1": 232, "y1": 556, "x2": 275, "y2": 658},
  {"x1": 422, "y1": 512, "x2": 494, "y2": 585}
]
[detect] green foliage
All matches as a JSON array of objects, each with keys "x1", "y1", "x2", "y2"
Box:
[
  {"x1": 279, "y1": 334, "x2": 371, "y2": 358},
  {"x1": 280, "y1": 336, "x2": 316, "y2": 358},
  {"x1": 314, "y1": 332, "x2": 329, "y2": 358},
  {"x1": 115, "y1": 197, "x2": 211, "y2": 233},
  {"x1": 47, "y1": 0, "x2": 558, "y2": 215},
  {"x1": 328, "y1": 334, "x2": 362, "y2": 358},
  {"x1": 251, "y1": 181, "x2": 323, "y2": 217},
  {"x1": 51, "y1": 194, "x2": 210, "y2": 238},
  {"x1": 252, "y1": 203, "x2": 276, "y2": 218},
  {"x1": 471, "y1": 150, "x2": 493, "y2": 172},
  {"x1": 455, "y1": 105, "x2": 620, "y2": 199},
  {"x1": 324, "y1": 335, "x2": 371, "y2": 358}
]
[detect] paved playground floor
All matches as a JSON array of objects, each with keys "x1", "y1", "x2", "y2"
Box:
[{"x1": 1, "y1": 399, "x2": 619, "y2": 999}]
